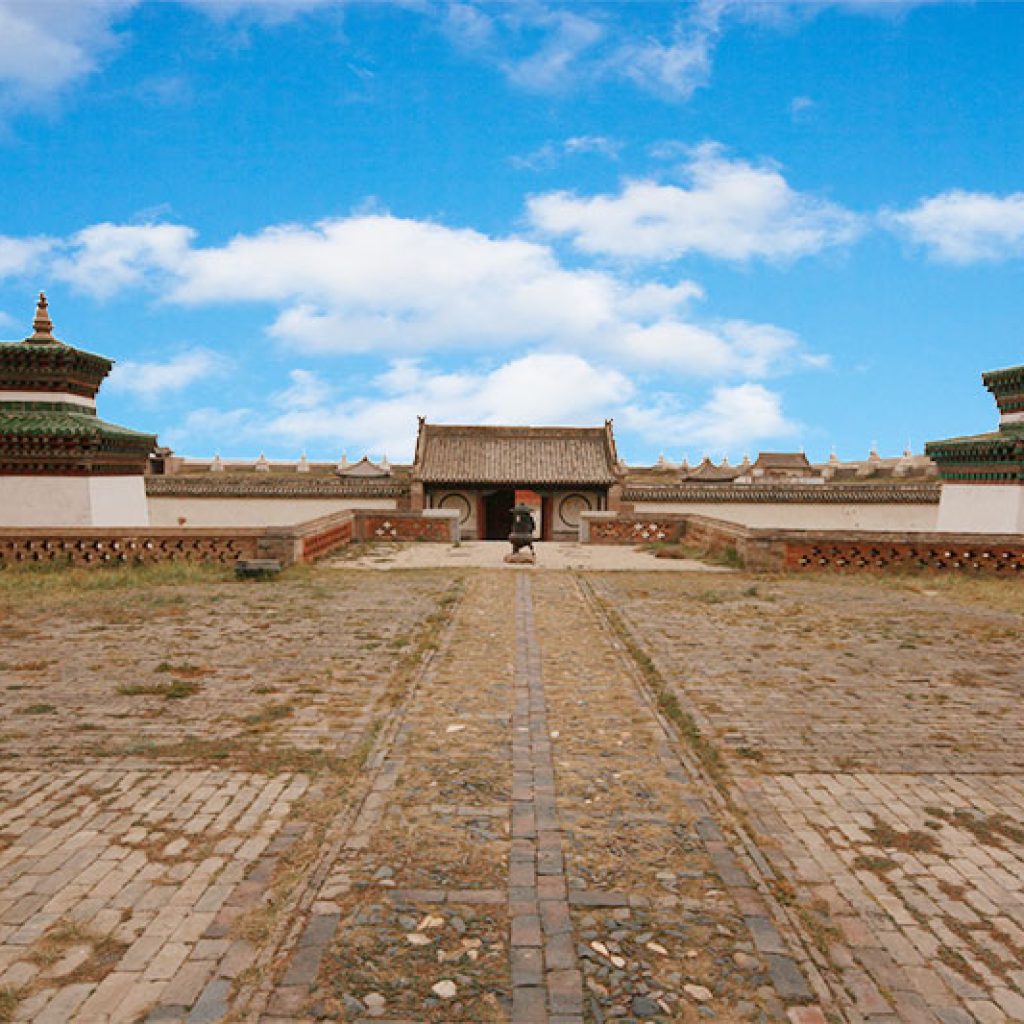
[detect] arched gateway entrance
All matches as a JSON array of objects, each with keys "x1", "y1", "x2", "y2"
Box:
[{"x1": 410, "y1": 420, "x2": 624, "y2": 541}]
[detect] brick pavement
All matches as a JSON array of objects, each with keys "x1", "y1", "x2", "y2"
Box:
[
  {"x1": 596, "y1": 571, "x2": 1024, "y2": 1024},
  {"x1": 4, "y1": 565, "x2": 1021, "y2": 1022},
  {"x1": 264, "y1": 572, "x2": 819, "y2": 1022},
  {"x1": 0, "y1": 571, "x2": 456, "y2": 1023}
]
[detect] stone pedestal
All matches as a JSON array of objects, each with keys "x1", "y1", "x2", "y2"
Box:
[{"x1": 504, "y1": 550, "x2": 536, "y2": 564}]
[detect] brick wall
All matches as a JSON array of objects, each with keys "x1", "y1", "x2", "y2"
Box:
[
  {"x1": 780, "y1": 536, "x2": 1024, "y2": 573},
  {"x1": 584, "y1": 514, "x2": 686, "y2": 545},
  {"x1": 0, "y1": 529, "x2": 263, "y2": 567},
  {"x1": 583, "y1": 511, "x2": 1024, "y2": 574},
  {"x1": 0, "y1": 509, "x2": 462, "y2": 570},
  {"x1": 353, "y1": 511, "x2": 456, "y2": 543},
  {"x1": 0, "y1": 510, "x2": 359, "y2": 569}
]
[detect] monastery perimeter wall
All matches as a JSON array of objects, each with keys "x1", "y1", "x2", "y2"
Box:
[
  {"x1": 147, "y1": 495, "x2": 397, "y2": 528},
  {"x1": 0, "y1": 508, "x2": 459, "y2": 569},
  {"x1": 626, "y1": 482, "x2": 940, "y2": 532},
  {"x1": 582, "y1": 511, "x2": 1024, "y2": 574},
  {"x1": 145, "y1": 476, "x2": 403, "y2": 528}
]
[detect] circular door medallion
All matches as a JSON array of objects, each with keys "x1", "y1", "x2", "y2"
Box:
[
  {"x1": 558, "y1": 492, "x2": 593, "y2": 529},
  {"x1": 438, "y1": 492, "x2": 472, "y2": 525}
]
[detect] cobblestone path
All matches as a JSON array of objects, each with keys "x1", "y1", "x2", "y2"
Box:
[
  {"x1": 4, "y1": 566, "x2": 1021, "y2": 1023},
  {"x1": 262, "y1": 572, "x2": 816, "y2": 1023},
  {"x1": 594, "y1": 573, "x2": 1024, "y2": 1024}
]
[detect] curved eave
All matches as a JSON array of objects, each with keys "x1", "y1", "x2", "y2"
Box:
[{"x1": 421, "y1": 476, "x2": 615, "y2": 488}]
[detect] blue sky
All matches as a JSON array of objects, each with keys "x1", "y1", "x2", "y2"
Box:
[{"x1": 1, "y1": 0, "x2": 1023, "y2": 463}]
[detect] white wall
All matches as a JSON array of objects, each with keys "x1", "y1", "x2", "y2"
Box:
[
  {"x1": 935, "y1": 484, "x2": 1024, "y2": 534},
  {"x1": 90, "y1": 477, "x2": 150, "y2": 527},
  {"x1": 147, "y1": 495, "x2": 396, "y2": 528},
  {"x1": 0, "y1": 476, "x2": 149, "y2": 527},
  {"x1": 1, "y1": 476, "x2": 93, "y2": 526},
  {"x1": 631, "y1": 501, "x2": 939, "y2": 532}
]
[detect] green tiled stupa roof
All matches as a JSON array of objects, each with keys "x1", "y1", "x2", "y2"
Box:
[
  {"x1": 0, "y1": 408, "x2": 156, "y2": 445},
  {"x1": 926, "y1": 363, "x2": 1024, "y2": 483},
  {"x1": 0, "y1": 293, "x2": 157, "y2": 475}
]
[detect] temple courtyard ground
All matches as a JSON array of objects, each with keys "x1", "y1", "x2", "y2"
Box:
[{"x1": 0, "y1": 552, "x2": 1022, "y2": 1024}]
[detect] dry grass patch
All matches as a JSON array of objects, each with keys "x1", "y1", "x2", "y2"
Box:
[
  {"x1": 865, "y1": 815, "x2": 941, "y2": 855},
  {"x1": 27, "y1": 919, "x2": 127, "y2": 985},
  {"x1": 117, "y1": 680, "x2": 202, "y2": 699},
  {"x1": 0, "y1": 988, "x2": 18, "y2": 1024},
  {"x1": 925, "y1": 806, "x2": 1024, "y2": 848},
  {"x1": 17, "y1": 703, "x2": 56, "y2": 715}
]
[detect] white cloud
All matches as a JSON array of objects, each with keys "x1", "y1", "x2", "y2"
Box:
[
  {"x1": 884, "y1": 190, "x2": 1024, "y2": 263},
  {"x1": 790, "y1": 95, "x2": 815, "y2": 122},
  {"x1": 500, "y1": 7, "x2": 605, "y2": 93},
  {"x1": 198, "y1": 353, "x2": 633, "y2": 458},
  {"x1": 0, "y1": 0, "x2": 137, "y2": 104},
  {"x1": 106, "y1": 348, "x2": 229, "y2": 402},
  {"x1": 605, "y1": 8, "x2": 721, "y2": 102},
  {"x1": 168, "y1": 215, "x2": 618, "y2": 352},
  {"x1": 511, "y1": 135, "x2": 622, "y2": 171},
  {"x1": 275, "y1": 368, "x2": 333, "y2": 410},
  {"x1": 0, "y1": 0, "x2": 335, "y2": 108},
  {"x1": 162, "y1": 406, "x2": 255, "y2": 454},
  {"x1": 443, "y1": 2, "x2": 720, "y2": 101},
  {"x1": 621, "y1": 319, "x2": 800, "y2": 377},
  {"x1": 52, "y1": 223, "x2": 196, "y2": 298},
  {"x1": 621, "y1": 382, "x2": 796, "y2": 449},
  {"x1": 170, "y1": 353, "x2": 796, "y2": 459},
  {"x1": 529, "y1": 143, "x2": 862, "y2": 262},
  {"x1": 177, "y1": 0, "x2": 342, "y2": 25},
  {"x1": 564, "y1": 136, "x2": 622, "y2": 159},
  {"x1": 39, "y1": 211, "x2": 818, "y2": 381},
  {"x1": 0, "y1": 234, "x2": 54, "y2": 279}
]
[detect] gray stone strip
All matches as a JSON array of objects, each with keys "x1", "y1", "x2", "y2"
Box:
[
  {"x1": 510, "y1": 575, "x2": 583, "y2": 1024},
  {"x1": 241, "y1": 592, "x2": 465, "y2": 1024},
  {"x1": 575, "y1": 575, "x2": 827, "y2": 1016}
]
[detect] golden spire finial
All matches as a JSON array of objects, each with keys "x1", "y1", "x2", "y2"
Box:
[{"x1": 31, "y1": 291, "x2": 55, "y2": 341}]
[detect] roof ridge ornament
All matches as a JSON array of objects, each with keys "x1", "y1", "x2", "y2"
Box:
[{"x1": 29, "y1": 292, "x2": 56, "y2": 342}]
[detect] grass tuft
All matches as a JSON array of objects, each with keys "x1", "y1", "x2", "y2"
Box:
[{"x1": 117, "y1": 680, "x2": 202, "y2": 700}]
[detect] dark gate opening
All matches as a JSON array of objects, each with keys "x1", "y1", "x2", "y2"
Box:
[{"x1": 483, "y1": 488, "x2": 516, "y2": 540}]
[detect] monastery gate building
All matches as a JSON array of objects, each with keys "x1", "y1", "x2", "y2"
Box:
[{"x1": 409, "y1": 420, "x2": 625, "y2": 541}]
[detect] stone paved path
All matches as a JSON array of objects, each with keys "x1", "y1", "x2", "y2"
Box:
[
  {"x1": 3, "y1": 565, "x2": 1022, "y2": 1023},
  {"x1": 258, "y1": 572, "x2": 815, "y2": 1023},
  {"x1": 594, "y1": 572, "x2": 1024, "y2": 1024},
  {"x1": 330, "y1": 541, "x2": 725, "y2": 574}
]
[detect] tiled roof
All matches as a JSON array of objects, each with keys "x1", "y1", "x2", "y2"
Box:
[
  {"x1": 0, "y1": 409, "x2": 155, "y2": 445},
  {"x1": 0, "y1": 340, "x2": 112, "y2": 398},
  {"x1": 415, "y1": 423, "x2": 618, "y2": 485},
  {"x1": 753, "y1": 452, "x2": 812, "y2": 470},
  {"x1": 683, "y1": 460, "x2": 743, "y2": 482},
  {"x1": 146, "y1": 476, "x2": 408, "y2": 498},
  {"x1": 624, "y1": 483, "x2": 941, "y2": 504}
]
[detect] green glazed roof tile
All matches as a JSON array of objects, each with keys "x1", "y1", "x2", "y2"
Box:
[{"x1": 0, "y1": 409, "x2": 156, "y2": 445}]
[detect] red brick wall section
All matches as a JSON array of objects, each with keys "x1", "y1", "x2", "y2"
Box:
[
  {"x1": 354, "y1": 513, "x2": 453, "y2": 542},
  {"x1": 0, "y1": 531, "x2": 261, "y2": 567},
  {"x1": 587, "y1": 517, "x2": 686, "y2": 545},
  {"x1": 784, "y1": 540, "x2": 1024, "y2": 573},
  {"x1": 585, "y1": 512, "x2": 1024, "y2": 574},
  {"x1": 299, "y1": 519, "x2": 353, "y2": 562}
]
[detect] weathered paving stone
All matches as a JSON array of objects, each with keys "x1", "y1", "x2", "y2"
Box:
[{"x1": 5, "y1": 563, "x2": 1022, "y2": 1024}]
